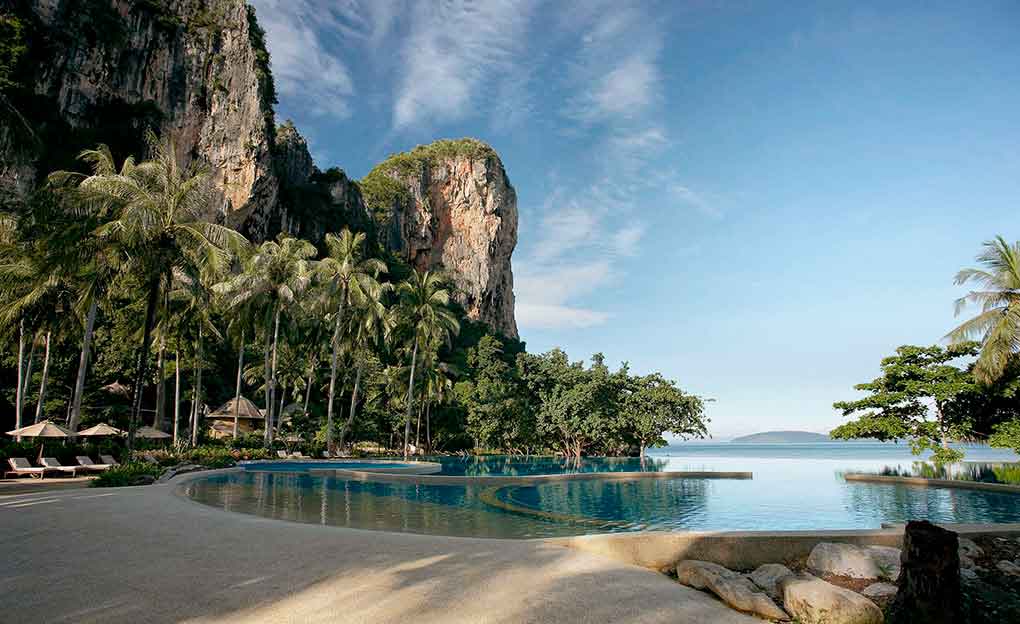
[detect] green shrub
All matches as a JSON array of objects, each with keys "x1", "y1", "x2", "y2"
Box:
[{"x1": 91, "y1": 462, "x2": 163, "y2": 488}]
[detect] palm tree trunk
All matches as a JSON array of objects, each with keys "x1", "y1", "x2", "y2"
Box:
[
  {"x1": 303, "y1": 372, "x2": 312, "y2": 415},
  {"x1": 337, "y1": 363, "x2": 362, "y2": 452},
  {"x1": 191, "y1": 327, "x2": 203, "y2": 447},
  {"x1": 128, "y1": 278, "x2": 160, "y2": 451},
  {"x1": 268, "y1": 306, "x2": 282, "y2": 444},
  {"x1": 233, "y1": 330, "x2": 245, "y2": 440},
  {"x1": 14, "y1": 319, "x2": 25, "y2": 440},
  {"x1": 415, "y1": 396, "x2": 423, "y2": 450},
  {"x1": 173, "y1": 349, "x2": 181, "y2": 445},
  {"x1": 278, "y1": 381, "x2": 287, "y2": 423},
  {"x1": 425, "y1": 402, "x2": 431, "y2": 454},
  {"x1": 325, "y1": 299, "x2": 345, "y2": 454},
  {"x1": 403, "y1": 338, "x2": 419, "y2": 460},
  {"x1": 33, "y1": 331, "x2": 51, "y2": 423},
  {"x1": 154, "y1": 334, "x2": 166, "y2": 430},
  {"x1": 69, "y1": 299, "x2": 98, "y2": 432},
  {"x1": 263, "y1": 319, "x2": 272, "y2": 446},
  {"x1": 20, "y1": 334, "x2": 36, "y2": 419}
]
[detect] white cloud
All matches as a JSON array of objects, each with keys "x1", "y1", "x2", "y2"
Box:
[
  {"x1": 391, "y1": 0, "x2": 535, "y2": 129},
  {"x1": 669, "y1": 183, "x2": 722, "y2": 219},
  {"x1": 249, "y1": 0, "x2": 355, "y2": 117},
  {"x1": 516, "y1": 303, "x2": 609, "y2": 329},
  {"x1": 515, "y1": 260, "x2": 613, "y2": 329}
]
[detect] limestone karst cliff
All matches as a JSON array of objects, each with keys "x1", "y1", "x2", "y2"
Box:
[
  {"x1": 0, "y1": 0, "x2": 518, "y2": 336},
  {"x1": 361, "y1": 140, "x2": 518, "y2": 339}
]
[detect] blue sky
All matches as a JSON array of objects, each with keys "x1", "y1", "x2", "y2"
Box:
[{"x1": 249, "y1": 0, "x2": 1020, "y2": 439}]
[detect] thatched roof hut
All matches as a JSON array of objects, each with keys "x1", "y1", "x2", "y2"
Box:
[{"x1": 207, "y1": 397, "x2": 264, "y2": 420}]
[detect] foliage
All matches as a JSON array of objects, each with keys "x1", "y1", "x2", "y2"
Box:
[
  {"x1": 990, "y1": 419, "x2": 1020, "y2": 455},
  {"x1": 358, "y1": 138, "x2": 497, "y2": 226},
  {"x1": 245, "y1": 4, "x2": 277, "y2": 133},
  {"x1": 947, "y1": 236, "x2": 1020, "y2": 384},
  {"x1": 91, "y1": 461, "x2": 162, "y2": 487},
  {"x1": 831, "y1": 343, "x2": 982, "y2": 463},
  {"x1": 0, "y1": 13, "x2": 25, "y2": 92},
  {"x1": 621, "y1": 373, "x2": 708, "y2": 456}
]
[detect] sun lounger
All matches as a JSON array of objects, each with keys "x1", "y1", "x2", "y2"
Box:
[
  {"x1": 277, "y1": 450, "x2": 289, "y2": 459},
  {"x1": 75, "y1": 456, "x2": 111, "y2": 472},
  {"x1": 99, "y1": 454, "x2": 120, "y2": 467},
  {"x1": 5, "y1": 457, "x2": 47, "y2": 479},
  {"x1": 39, "y1": 457, "x2": 79, "y2": 477}
]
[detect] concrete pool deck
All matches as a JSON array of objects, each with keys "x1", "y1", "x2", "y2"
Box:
[{"x1": 0, "y1": 476, "x2": 759, "y2": 624}]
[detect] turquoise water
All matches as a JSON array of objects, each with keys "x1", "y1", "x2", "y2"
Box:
[
  {"x1": 241, "y1": 461, "x2": 419, "y2": 472},
  {"x1": 184, "y1": 443, "x2": 1020, "y2": 538}
]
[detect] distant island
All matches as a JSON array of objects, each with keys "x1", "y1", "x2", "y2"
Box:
[{"x1": 730, "y1": 431, "x2": 832, "y2": 443}]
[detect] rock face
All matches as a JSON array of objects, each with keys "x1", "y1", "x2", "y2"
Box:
[
  {"x1": 2, "y1": 3, "x2": 519, "y2": 337},
  {"x1": 781, "y1": 574, "x2": 884, "y2": 624},
  {"x1": 4, "y1": 0, "x2": 283, "y2": 238},
  {"x1": 363, "y1": 140, "x2": 518, "y2": 338}
]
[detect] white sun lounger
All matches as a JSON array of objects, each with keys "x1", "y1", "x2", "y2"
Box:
[
  {"x1": 4, "y1": 457, "x2": 48, "y2": 479},
  {"x1": 99, "y1": 455, "x2": 120, "y2": 467},
  {"x1": 75, "y1": 456, "x2": 111, "y2": 472},
  {"x1": 39, "y1": 458, "x2": 79, "y2": 477}
]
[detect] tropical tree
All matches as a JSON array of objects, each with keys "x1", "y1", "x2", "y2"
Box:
[
  {"x1": 831, "y1": 343, "x2": 982, "y2": 463},
  {"x1": 947, "y1": 236, "x2": 1020, "y2": 384},
  {"x1": 315, "y1": 229, "x2": 386, "y2": 453},
  {"x1": 48, "y1": 132, "x2": 247, "y2": 448},
  {"x1": 621, "y1": 373, "x2": 707, "y2": 459},
  {"x1": 394, "y1": 270, "x2": 459, "y2": 459},
  {"x1": 335, "y1": 287, "x2": 390, "y2": 452},
  {"x1": 215, "y1": 234, "x2": 315, "y2": 444}
]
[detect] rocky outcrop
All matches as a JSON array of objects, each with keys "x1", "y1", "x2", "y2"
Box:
[
  {"x1": 4, "y1": 0, "x2": 285, "y2": 238},
  {"x1": 362, "y1": 139, "x2": 518, "y2": 338},
  {"x1": 807, "y1": 543, "x2": 886, "y2": 579},
  {"x1": 2, "y1": 3, "x2": 519, "y2": 337}
]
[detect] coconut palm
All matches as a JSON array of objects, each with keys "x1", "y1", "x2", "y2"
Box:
[
  {"x1": 947, "y1": 236, "x2": 1020, "y2": 384},
  {"x1": 49, "y1": 132, "x2": 248, "y2": 448},
  {"x1": 394, "y1": 270, "x2": 459, "y2": 459},
  {"x1": 316, "y1": 229, "x2": 387, "y2": 453},
  {"x1": 335, "y1": 286, "x2": 391, "y2": 452},
  {"x1": 215, "y1": 234, "x2": 315, "y2": 443}
]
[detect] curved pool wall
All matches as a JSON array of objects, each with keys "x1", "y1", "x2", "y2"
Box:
[{"x1": 181, "y1": 454, "x2": 1020, "y2": 539}]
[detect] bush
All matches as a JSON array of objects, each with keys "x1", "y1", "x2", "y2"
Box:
[
  {"x1": 129, "y1": 445, "x2": 271, "y2": 469},
  {"x1": 91, "y1": 462, "x2": 163, "y2": 488}
]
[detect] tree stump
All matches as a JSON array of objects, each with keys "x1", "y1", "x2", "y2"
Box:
[{"x1": 888, "y1": 520, "x2": 961, "y2": 624}]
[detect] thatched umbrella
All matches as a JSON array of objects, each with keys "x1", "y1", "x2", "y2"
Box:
[
  {"x1": 77, "y1": 423, "x2": 125, "y2": 437},
  {"x1": 6, "y1": 420, "x2": 74, "y2": 438},
  {"x1": 6, "y1": 420, "x2": 74, "y2": 460},
  {"x1": 135, "y1": 426, "x2": 171, "y2": 440}
]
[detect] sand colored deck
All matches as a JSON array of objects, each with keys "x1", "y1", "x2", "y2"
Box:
[{"x1": 0, "y1": 478, "x2": 758, "y2": 623}]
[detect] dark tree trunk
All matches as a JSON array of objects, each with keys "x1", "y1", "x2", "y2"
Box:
[
  {"x1": 33, "y1": 331, "x2": 51, "y2": 423},
  {"x1": 888, "y1": 520, "x2": 961, "y2": 624},
  {"x1": 128, "y1": 278, "x2": 160, "y2": 451},
  {"x1": 154, "y1": 334, "x2": 166, "y2": 430},
  {"x1": 403, "y1": 339, "x2": 418, "y2": 460},
  {"x1": 233, "y1": 330, "x2": 245, "y2": 440},
  {"x1": 69, "y1": 299, "x2": 98, "y2": 432},
  {"x1": 337, "y1": 363, "x2": 362, "y2": 452},
  {"x1": 14, "y1": 319, "x2": 25, "y2": 440}
]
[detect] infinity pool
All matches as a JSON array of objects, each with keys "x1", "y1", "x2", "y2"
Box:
[{"x1": 184, "y1": 448, "x2": 1020, "y2": 539}]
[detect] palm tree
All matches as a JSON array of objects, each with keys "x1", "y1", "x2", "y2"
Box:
[
  {"x1": 947, "y1": 236, "x2": 1020, "y2": 384},
  {"x1": 316, "y1": 229, "x2": 387, "y2": 453},
  {"x1": 167, "y1": 268, "x2": 221, "y2": 445},
  {"x1": 49, "y1": 132, "x2": 248, "y2": 448},
  {"x1": 215, "y1": 234, "x2": 315, "y2": 444},
  {"x1": 394, "y1": 270, "x2": 459, "y2": 459},
  {"x1": 336, "y1": 289, "x2": 390, "y2": 452}
]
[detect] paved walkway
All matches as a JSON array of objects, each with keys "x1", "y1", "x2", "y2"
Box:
[{"x1": 0, "y1": 480, "x2": 757, "y2": 623}]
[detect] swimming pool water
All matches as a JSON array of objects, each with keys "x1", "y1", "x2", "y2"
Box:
[
  {"x1": 241, "y1": 461, "x2": 419, "y2": 472},
  {"x1": 185, "y1": 447, "x2": 1020, "y2": 539}
]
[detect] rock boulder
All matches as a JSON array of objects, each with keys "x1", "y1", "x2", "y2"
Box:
[
  {"x1": 780, "y1": 574, "x2": 884, "y2": 624},
  {"x1": 808, "y1": 543, "x2": 883, "y2": 579}
]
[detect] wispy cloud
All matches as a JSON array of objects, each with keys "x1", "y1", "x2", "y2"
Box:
[
  {"x1": 249, "y1": 0, "x2": 356, "y2": 117},
  {"x1": 391, "y1": 0, "x2": 535, "y2": 129}
]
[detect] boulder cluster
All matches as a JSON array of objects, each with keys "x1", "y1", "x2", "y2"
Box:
[{"x1": 671, "y1": 542, "x2": 899, "y2": 623}]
